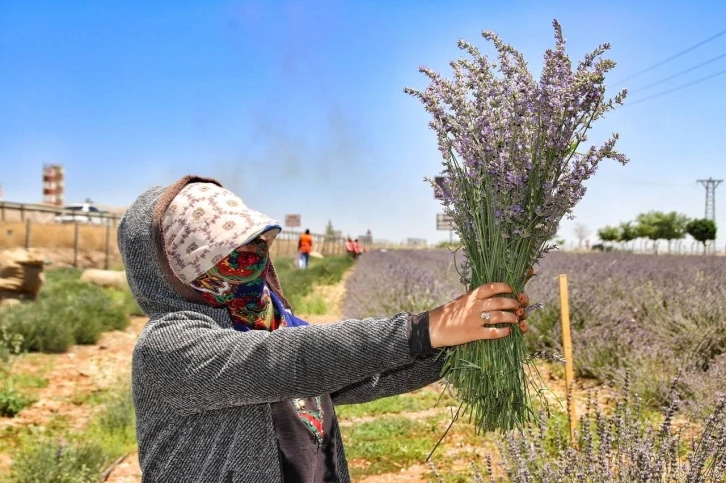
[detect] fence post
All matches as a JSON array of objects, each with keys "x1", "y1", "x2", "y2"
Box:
[
  {"x1": 73, "y1": 220, "x2": 80, "y2": 268},
  {"x1": 0, "y1": 202, "x2": 5, "y2": 222},
  {"x1": 558, "y1": 274, "x2": 577, "y2": 447},
  {"x1": 25, "y1": 219, "x2": 32, "y2": 249},
  {"x1": 20, "y1": 204, "x2": 25, "y2": 222},
  {"x1": 104, "y1": 220, "x2": 111, "y2": 270}
]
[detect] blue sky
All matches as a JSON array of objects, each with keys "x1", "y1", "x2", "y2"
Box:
[{"x1": 1, "y1": 0, "x2": 725, "y2": 248}]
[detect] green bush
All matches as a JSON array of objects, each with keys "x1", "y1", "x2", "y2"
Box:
[
  {"x1": 0, "y1": 383, "x2": 34, "y2": 417},
  {"x1": 90, "y1": 387, "x2": 136, "y2": 444},
  {"x1": 107, "y1": 287, "x2": 144, "y2": 317},
  {"x1": 10, "y1": 386, "x2": 136, "y2": 483},
  {"x1": 1, "y1": 301, "x2": 76, "y2": 353},
  {"x1": 0, "y1": 268, "x2": 133, "y2": 354},
  {"x1": 11, "y1": 439, "x2": 107, "y2": 483}
]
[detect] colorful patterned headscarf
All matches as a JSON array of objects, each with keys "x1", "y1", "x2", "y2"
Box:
[
  {"x1": 162, "y1": 182, "x2": 288, "y2": 330},
  {"x1": 189, "y1": 238, "x2": 285, "y2": 331}
]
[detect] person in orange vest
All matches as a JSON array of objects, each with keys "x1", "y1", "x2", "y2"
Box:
[
  {"x1": 298, "y1": 229, "x2": 313, "y2": 269},
  {"x1": 353, "y1": 239, "x2": 362, "y2": 257},
  {"x1": 345, "y1": 237, "x2": 356, "y2": 258}
]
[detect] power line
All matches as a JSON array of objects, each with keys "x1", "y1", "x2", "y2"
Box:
[
  {"x1": 628, "y1": 52, "x2": 726, "y2": 94},
  {"x1": 625, "y1": 68, "x2": 726, "y2": 106},
  {"x1": 597, "y1": 173, "x2": 694, "y2": 188},
  {"x1": 614, "y1": 27, "x2": 726, "y2": 85}
]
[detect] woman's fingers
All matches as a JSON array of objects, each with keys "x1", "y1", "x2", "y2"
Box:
[
  {"x1": 479, "y1": 326, "x2": 513, "y2": 340},
  {"x1": 479, "y1": 310, "x2": 519, "y2": 325},
  {"x1": 475, "y1": 313, "x2": 529, "y2": 342},
  {"x1": 481, "y1": 296, "x2": 520, "y2": 312},
  {"x1": 474, "y1": 283, "x2": 513, "y2": 300}
]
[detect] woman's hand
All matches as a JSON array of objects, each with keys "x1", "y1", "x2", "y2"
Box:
[{"x1": 427, "y1": 282, "x2": 531, "y2": 349}]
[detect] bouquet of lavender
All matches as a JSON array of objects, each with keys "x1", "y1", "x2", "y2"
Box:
[{"x1": 404, "y1": 20, "x2": 628, "y2": 432}]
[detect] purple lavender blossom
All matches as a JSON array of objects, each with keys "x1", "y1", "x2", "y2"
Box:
[{"x1": 404, "y1": 19, "x2": 629, "y2": 433}]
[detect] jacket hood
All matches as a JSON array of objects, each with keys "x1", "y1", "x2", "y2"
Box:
[{"x1": 118, "y1": 175, "x2": 289, "y2": 325}]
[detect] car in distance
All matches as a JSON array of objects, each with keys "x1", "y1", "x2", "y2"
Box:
[{"x1": 54, "y1": 203, "x2": 110, "y2": 225}]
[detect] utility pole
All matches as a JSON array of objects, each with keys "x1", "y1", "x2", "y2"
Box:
[
  {"x1": 697, "y1": 177, "x2": 723, "y2": 221},
  {"x1": 697, "y1": 177, "x2": 723, "y2": 255}
]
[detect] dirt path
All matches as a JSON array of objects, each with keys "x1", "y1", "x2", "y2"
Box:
[{"x1": 296, "y1": 267, "x2": 352, "y2": 324}]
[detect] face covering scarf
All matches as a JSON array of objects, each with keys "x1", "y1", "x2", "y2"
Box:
[{"x1": 189, "y1": 238, "x2": 286, "y2": 331}]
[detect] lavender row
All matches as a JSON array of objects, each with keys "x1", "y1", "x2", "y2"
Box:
[
  {"x1": 342, "y1": 249, "x2": 463, "y2": 319},
  {"x1": 343, "y1": 249, "x2": 726, "y2": 415}
]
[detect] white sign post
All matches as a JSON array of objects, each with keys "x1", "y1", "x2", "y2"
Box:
[
  {"x1": 285, "y1": 214, "x2": 301, "y2": 228},
  {"x1": 436, "y1": 213, "x2": 456, "y2": 244}
]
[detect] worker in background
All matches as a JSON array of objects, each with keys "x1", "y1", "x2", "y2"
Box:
[
  {"x1": 298, "y1": 229, "x2": 313, "y2": 269},
  {"x1": 353, "y1": 239, "x2": 362, "y2": 258},
  {"x1": 345, "y1": 237, "x2": 356, "y2": 258}
]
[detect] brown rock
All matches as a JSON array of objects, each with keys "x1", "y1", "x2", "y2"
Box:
[
  {"x1": 0, "y1": 248, "x2": 45, "y2": 299},
  {"x1": 80, "y1": 269, "x2": 129, "y2": 290}
]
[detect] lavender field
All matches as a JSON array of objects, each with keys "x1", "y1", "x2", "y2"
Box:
[{"x1": 344, "y1": 249, "x2": 726, "y2": 416}]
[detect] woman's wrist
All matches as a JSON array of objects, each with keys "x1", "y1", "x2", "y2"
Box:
[{"x1": 407, "y1": 312, "x2": 435, "y2": 357}]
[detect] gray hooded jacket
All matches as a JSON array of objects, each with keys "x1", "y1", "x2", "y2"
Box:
[{"x1": 119, "y1": 176, "x2": 445, "y2": 482}]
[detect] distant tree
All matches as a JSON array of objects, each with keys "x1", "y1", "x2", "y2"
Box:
[
  {"x1": 635, "y1": 211, "x2": 690, "y2": 254},
  {"x1": 573, "y1": 223, "x2": 591, "y2": 250},
  {"x1": 325, "y1": 220, "x2": 335, "y2": 237},
  {"x1": 661, "y1": 211, "x2": 690, "y2": 254},
  {"x1": 597, "y1": 225, "x2": 621, "y2": 249},
  {"x1": 619, "y1": 221, "x2": 637, "y2": 251},
  {"x1": 636, "y1": 211, "x2": 663, "y2": 254},
  {"x1": 686, "y1": 218, "x2": 717, "y2": 254}
]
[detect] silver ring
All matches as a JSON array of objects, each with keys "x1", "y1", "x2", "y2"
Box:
[{"x1": 481, "y1": 311, "x2": 491, "y2": 321}]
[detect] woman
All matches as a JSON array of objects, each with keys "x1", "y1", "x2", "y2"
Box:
[{"x1": 118, "y1": 175, "x2": 530, "y2": 483}]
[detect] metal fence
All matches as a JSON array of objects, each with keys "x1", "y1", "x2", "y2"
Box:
[
  {"x1": 0, "y1": 201, "x2": 123, "y2": 269},
  {"x1": 0, "y1": 201, "x2": 402, "y2": 269},
  {"x1": 0, "y1": 201, "x2": 122, "y2": 224}
]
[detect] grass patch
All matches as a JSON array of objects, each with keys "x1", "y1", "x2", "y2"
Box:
[
  {"x1": 10, "y1": 439, "x2": 107, "y2": 483},
  {"x1": 336, "y1": 386, "x2": 483, "y2": 480},
  {"x1": 336, "y1": 385, "x2": 456, "y2": 419},
  {"x1": 9, "y1": 373, "x2": 48, "y2": 390},
  {"x1": 9, "y1": 384, "x2": 136, "y2": 483},
  {"x1": 273, "y1": 256, "x2": 354, "y2": 312},
  {"x1": 0, "y1": 385, "x2": 34, "y2": 418},
  {"x1": 293, "y1": 292, "x2": 328, "y2": 315},
  {"x1": 0, "y1": 369, "x2": 45, "y2": 418},
  {"x1": 341, "y1": 415, "x2": 443, "y2": 478},
  {"x1": 0, "y1": 328, "x2": 34, "y2": 419},
  {"x1": 70, "y1": 389, "x2": 110, "y2": 407}
]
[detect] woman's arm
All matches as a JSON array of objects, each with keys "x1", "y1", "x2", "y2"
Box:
[
  {"x1": 134, "y1": 311, "x2": 418, "y2": 416},
  {"x1": 136, "y1": 283, "x2": 526, "y2": 416},
  {"x1": 330, "y1": 351, "x2": 445, "y2": 405}
]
